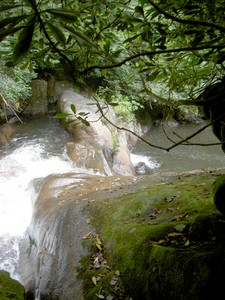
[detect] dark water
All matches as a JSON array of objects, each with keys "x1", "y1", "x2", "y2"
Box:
[{"x1": 131, "y1": 123, "x2": 225, "y2": 173}]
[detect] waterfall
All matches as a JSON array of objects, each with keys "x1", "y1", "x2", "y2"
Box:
[{"x1": 0, "y1": 117, "x2": 78, "y2": 279}]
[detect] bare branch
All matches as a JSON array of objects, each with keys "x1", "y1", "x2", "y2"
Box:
[
  {"x1": 92, "y1": 96, "x2": 224, "y2": 152},
  {"x1": 166, "y1": 116, "x2": 224, "y2": 151},
  {"x1": 162, "y1": 123, "x2": 222, "y2": 147},
  {"x1": 0, "y1": 93, "x2": 23, "y2": 123}
]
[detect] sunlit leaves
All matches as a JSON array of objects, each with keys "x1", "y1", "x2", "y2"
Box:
[
  {"x1": 54, "y1": 104, "x2": 90, "y2": 127},
  {"x1": 0, "y1": 0, "x2": 225, "y2": 106}
]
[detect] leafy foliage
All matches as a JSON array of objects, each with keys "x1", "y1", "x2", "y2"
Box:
[
  {"x1": 0, "y1": 49, "x2": 36, "y2": 120},
  {"x1": 0, "y1": 0, "x2": 224, "y2": 120}
]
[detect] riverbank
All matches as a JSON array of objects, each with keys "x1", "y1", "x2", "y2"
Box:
[{"x1": 18, "y1": 167, "x2": 225, "y2": 299}]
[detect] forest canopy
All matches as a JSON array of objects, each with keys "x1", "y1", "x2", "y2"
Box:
[{"x1": 0, "y1": 0, "x2": 225, "y2": 131}]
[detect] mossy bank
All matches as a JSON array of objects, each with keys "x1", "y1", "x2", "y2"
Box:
[
  {"x1": 80, "y1": 168, "x2": 225, "y2": 300},
  {"x1": 0, "y1": 271, "x2": 25, "y2": 300}
]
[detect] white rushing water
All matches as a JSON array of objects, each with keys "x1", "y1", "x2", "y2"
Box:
[{"x1": 0, "y1": 117, "x2": 77, "y2": 279}]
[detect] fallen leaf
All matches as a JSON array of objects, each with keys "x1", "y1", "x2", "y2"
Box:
[
  {"x1": 96, "y1": 294, "x2": 105, "y2": 299},
  {"x1": 92, "y1": 276, "x2": 97, "y2": 286},
  {"x1": 184, "y1": 239, "x2": 190, "y2": 246},
  {"x1": 96, "y1": 241, "x2": 103, "y2": 251},
  {"x1": 167, "y1": 232, "x2": 183, "y2": 237},
  {"x1": 152, "y1": 239, "x2": 166, "y2": 245},
  {"x1": 96, "y1": 235, "x2": 103, "y2": 245},
  {"x1": 83, "y1": 232, "x2": 94, "y2": 239},
  {"x1": 115, "y1": 270, "x2": 120, "y2": 276}
]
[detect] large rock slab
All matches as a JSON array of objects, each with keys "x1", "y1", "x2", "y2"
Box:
[{"x1": 19, "y1": 173, "x2": 135, "y2": 299}]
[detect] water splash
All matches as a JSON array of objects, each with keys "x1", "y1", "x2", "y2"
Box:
[{"x1": 130, "y1": 153, "x2": 160, "y2": 174}]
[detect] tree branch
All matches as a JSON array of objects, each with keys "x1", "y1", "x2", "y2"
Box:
[
  {"x1": 148, "y1": 0, "x2": 225, "y2": 32},
  {"x1": 82, "y1": 44, "x2": 225, "y2": 74},
  {"x1": 166, "y1": 115, "x2": 224, "y2": 151},
  {"x1": 92, "y1": 96, "x2": 224, "y2": 152}
]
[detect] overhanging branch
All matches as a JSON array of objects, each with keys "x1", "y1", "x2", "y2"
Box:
[
  {"x1": 148, "y1": 0, "x2": 225, "y2": 32},
  {"x1": 82, "y1": 44, "x2": 225, "y2": 74},
  {"x1": 92, "y1": 96, "x2": 224, "y2": 152}
]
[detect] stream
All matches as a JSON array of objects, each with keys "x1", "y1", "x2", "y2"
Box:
[
  {"x1": 131, "y1": 123, "x2": 225, "y2": 173},
  {"x1": 0, "y1": 117, "x2": 224, "y2": 281}
]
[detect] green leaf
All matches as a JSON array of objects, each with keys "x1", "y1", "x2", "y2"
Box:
[
  {"x1": 135, "y1": 5, "x2": 144, "y2": 16},
  {"x1": 62, "y1": 25, "x2": 99, "y2": 49},
  {"x1": 124, "y1": 33, "x2": 142, "y2": 43},
  {"x1": 46, "y1": 8, "x2": 79, "y2": 23},
  {"x1": 124, "y1": 16, "x2": 143, "y2": 23},
  {"x1": 78, "y1": 117, "x2": 90, "y2": 127},
  {"x1": 147, "y1": 70, "x2": 160, "y2": 81},
  {"x1": 54, "y1": 113, "x2": 71, "y2": 119},
  {"x1": 0, "y1": 5, "x2": 22, "y2": 12},
  {"x1": 108, "y1": 102, "x2": 118, "y2": 107},
  {"x1": 24, "y1": 0, "x2": 36, "y2": 8},
  {"x1": 78, "y1": 112, "x2": 89, "y2": 116},
  {"x1": 70, "y1": 104, "x2": 77, "y2": 114},
  {"x1": 46, "y1": 22, "x2": 66, "y2": 44},
  {"x1": 0, "y1": 26, "x2": 25, "y2": 41},
  {"x1": 0, "y1": 15, "x2": 30, "y2": 30},
  {"x1": 12, "y1": 18, "x2": 36, "y2": 64},
  {"x1": 61, "y1": 120, "x2": 75, "y2": 127}
]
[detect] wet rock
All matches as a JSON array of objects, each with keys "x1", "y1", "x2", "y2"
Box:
[
  {"x1": 23, "y1": 80, "x2": 48, "y2": 116},
  {"x1": 0, "y1": 123, "x2": 15, "y2": 147},
  {"x1": 51, "y1": 81, "x2": 135, "y2": 176}
]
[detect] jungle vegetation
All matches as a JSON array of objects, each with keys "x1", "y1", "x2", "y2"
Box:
[{"x1": 0, "y1": 0, "x2": 225, "y2": 149}]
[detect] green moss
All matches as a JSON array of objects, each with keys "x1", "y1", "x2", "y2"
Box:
[
  {"x1": 81, "y1": 171, "x2": 225, "y2": 299},
  {"x1": 0, "y1": 271, "x2": 25, "y2": 300}
]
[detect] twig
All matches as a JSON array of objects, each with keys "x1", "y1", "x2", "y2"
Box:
[
  {"x1": 0, "y1": 93, "x2": 23, "y2": 123},
  {"x1": 166, "y1": 116, "x2": 224, "y2": 151},
  {"x1": 92, "y1": 96, "x2": 224, "y2": 151}
]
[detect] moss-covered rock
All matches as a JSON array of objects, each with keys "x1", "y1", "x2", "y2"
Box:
[
  {"x1": 0, "y1": 270, "x2": 25, "y2": 300},
  {"x1": 81, "y1": 169, "x2": 225, "y2": 300}
]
